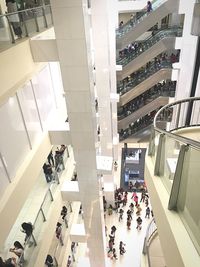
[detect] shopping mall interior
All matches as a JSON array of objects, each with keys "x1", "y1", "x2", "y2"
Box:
[{"x1": 0, "y1": 0, "x2": 200, "y2": 266}]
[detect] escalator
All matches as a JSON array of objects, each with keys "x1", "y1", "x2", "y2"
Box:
[
  {"x1": 118, "y1": 96, "x2": 169, "y2": 130},
  {"x1": 116, "y1": 0, "x2": 179, "y2": 49},
  {"x1": 119, "y1": 110, "x2": 168, "y2": 142},
  {"x1": 117, "y1": 28, "x2": 182, "y2": 77},
  {"x1": 118, "y1": 60, "x2": 173, "y2": 106}
]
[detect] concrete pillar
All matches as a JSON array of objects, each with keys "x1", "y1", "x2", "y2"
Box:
[{"x1": 50, "y1": 0, "x2": 106, "y2": 266}]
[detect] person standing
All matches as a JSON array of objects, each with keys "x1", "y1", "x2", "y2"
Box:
[
  {"x1": 55, "y1": 222, "x2": 64, "y2": 246},
  {"x1": 47, "y1": 150, "x2": 54, "y2": 167},
  {"x1": 145, "y1": 206, "x2": 150, "y2": 218},
  {"x1": 66, "y1": 255, "x2": 72, "y2": 267},
  {"x1": 136, "y1": 216, "x2": 143, "y2": 230},
  {"x1": 21, "y1": 222, "x2": 33, "y2": 244},
  {"x1": 119, "y1": 208, "x2": 124, "y2": 221},
  {"x1": 6, "y1": 0, "x2": 22, "y2": 39},
  {"x1": 9, "y1": 241, "x2": 24, "y2": 264}
]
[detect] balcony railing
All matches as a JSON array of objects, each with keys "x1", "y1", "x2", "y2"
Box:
[
  {"x1": 0, "y1": 5, "x2": 53, "y2": 45},
  {"x1": 142, "y1": 218, "x2": 157, "y2": 267},
  {"x1": 148, "y1": 97, "x2": 200, "y2": 255}
]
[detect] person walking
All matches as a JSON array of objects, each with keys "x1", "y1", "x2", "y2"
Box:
[
  {"x1": 119, "y1": 208, "x2": 124, "y2": 221},
  {"x1": 136, "y1": 204, "x2": 142, "y2": 216},
  {"x1": 136, "y1": 216, "x2": 143, "y2": 230},
  {"x1": 119, "y1": 241, "x2": 126, "y2": 255},
  {"x1": 61, "y1": 206, "x2": 68, "y2": 221},
  {"x1": 111, "y1": 225, "x2": 117, "y2": 236},
  {"x1": 147, "y1": 1, "x2": 153, "y2": 13},
  {"x1": 145, "y1": 206, "x2": 151, "y2": 218},
  {"x1": 127, "y1": 218, "x2": 131, "y2": 230}
]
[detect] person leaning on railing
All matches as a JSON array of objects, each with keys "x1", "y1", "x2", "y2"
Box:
[{"x1": 5, "y1": 0, "x2": 22, "y2": 39}]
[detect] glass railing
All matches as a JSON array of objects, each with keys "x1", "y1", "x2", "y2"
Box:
[
  {"x1": 6, "y1": 147, "x2": 70, "y2": 266},
  {"x1": 118, "y1": 81, "x2": 176, "y2": 120},
  {"x1": 117, "y1": 60, "x2": 172, "y2": 95},
  {"x1": 143, "y1": 218, "x2": 157, "y2": 267},
  {"x1": 148, "y1": 97, "x2": 200, "y2": 255},
  {"x1": 0, "y1": 5, "x2": 52, "y2": 45},
  {"x1": 116, "y1": 0, "x2": 167, "y2": 38},
  {"x1": 117, "y1": 28, "x2": 182, "y2": 66}
]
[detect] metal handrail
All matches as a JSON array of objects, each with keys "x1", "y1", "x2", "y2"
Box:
[
  {"x1": 0, "y1": 5, "x2": 51, "y2": 18},
  {"x1": 116, "y1": 0, "x2": 166, "y2": 37},
  {"x1": 117, "y1": 27, "x2": 182, "y2": 66},
  {"x1": 1, "y1": 4, "x2": 52, "y2": 44},
  {"x1": 154, "y1": 97, "x2": 200, "y2": 149}
]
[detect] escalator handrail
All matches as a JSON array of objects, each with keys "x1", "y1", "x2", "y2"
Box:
[{"x1": 116, "y1": 28, "x2": 182, "y2": 66}]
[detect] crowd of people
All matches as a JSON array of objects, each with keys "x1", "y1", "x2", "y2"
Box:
[
  {"x1": 119, "y1": 109, "x2": 159, "y2": 141},
  {"x1": 42, "y1": 145, "x2": 68, "y2": 183},
  {"x1": 118, "y1": 80, "x2": 176, "y2": 120},
  {"x1": 119, "y1": 106, "x2": 173, "y2": 140},
  {"x1": 117, "y1": 28, "x2": 181, "y2": 65},
  {"x1": 105, "y1": 187, "x2": 154, "y2": 260},
  {"x1": 117, "y1": 52, "x2": 179, "y2": 95}
]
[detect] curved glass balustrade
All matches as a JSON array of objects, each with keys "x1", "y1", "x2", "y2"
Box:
[
  {"x1": 148, "y1": 97, "x2": 200, "y2": 255},
  {"x1": 117, "y1": 28, "x2": 182, "y2": 66},
  {"x1": 116, "y1": 0, "x2": 166, "y2": 38},
  {"x1": 118, "y1": 81, "x2": 176, "y2": 120},
  {"x1": 117, "y1": 59, "x2": 172, "y2": 95}
]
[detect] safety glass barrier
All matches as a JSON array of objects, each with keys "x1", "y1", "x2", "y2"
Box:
[
  {"x1": 148, "y1": 128, "x2": 160, "y2": 164},
  {"x1": 177, "y1": 146, "x2": 200, "y2": 255},
  {"x1": 159, "y1": 133, "x2": 181, "y2": 193},
  {"x1": 117, "y1": 60, "x2": 172, "y2": 95},
  {"x1": 118, "y1": 81, "x2": 176, "y2": 120},
  {"x1": 0, "y1": 5, "x2": 52, "y2": 45},
  {"x1": 148, "y1": 97, "x2": 200, "y2": 253},
  {"x1": 117, "y1": 28, "x2": 182, "y2": 66},
  {"x1": 116, "y1": 0, "x2": 166, "y2": 38},
  {"x1": 3, "y1": 146, "x2": 70, "y2": 266}
]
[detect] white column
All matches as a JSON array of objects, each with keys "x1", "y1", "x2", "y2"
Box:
[
  {"x1": 91, "y1": 0, "x2": 119, "y2": 193},
  {"x1": 50, "y1": 1, "x2": 106, "y2": 266},
  {"x1": 91, "y1": 0, "x2": 114, "y2": 158}
]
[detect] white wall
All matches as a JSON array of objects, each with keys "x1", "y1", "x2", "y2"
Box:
[{"x1": 175, "y1": 0, "x2": 198, "y2": 101}]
